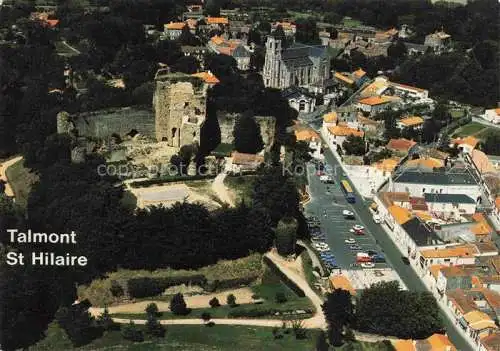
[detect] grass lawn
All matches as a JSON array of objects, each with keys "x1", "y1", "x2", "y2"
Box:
[
  {"x1": 452, "y1": 122, "x2": 487, "y2": 137},
  {"x1": 224, "y1": 175, "x2": 256, "y2": 204},
  {"x1": 111, "y1": 266, "x2": 314, "y2": 321},
  {"x1": 5, "y1": 159, "x2": 38, "y2": 209},
  {"x1": 342, "y1": 17, "x2": 363, "y2": 28},
  {"x1": 450, "y1": 108, "x2": 466, "y2": 119},
  {"x1": 33, "y1": 323, "x2": 322, "y2": 350},
  {"x1": 300, "y1": 250, "x2": 322, "y2": 296}
]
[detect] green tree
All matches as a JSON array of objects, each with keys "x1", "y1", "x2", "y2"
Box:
[
  {"x1": 145, "y1": 313, "x2": 165, "y2": 337},
  {"x1": 355, "y1": 281, "x2": 443, "y2": 339},
  {"x1": 233, "y1": 111, "x2": 264, "y2": 154},
  {"x1": 481, "y1": 131, "x2": 500, "y2": 156},
  {"x1": 275, "y1": 291, "x2": 288, "y2": 303},
  {"x1": 387, "y1": 40, "x2": 408, "y2": 63},
  {"x1": 295, "y1": 18, "x2": 320, "y2": 44},
  {"x1": 178, "y1": 25, "x2": 200, "y2": 46},
  {"x1": 170, "y1": 293, "x2": 189, "y2": 315},
  {"x1": 342, "y1": 135, "x2": 366, "y2": 156},
  {"x1": 227, "y1": 294, "x2": 237, "y2": 307},
  {"x1": 201, "y1": 312, "x2": 211, "y2": 322},
  {"x1": 55, "y1": 302, "x2": 102, "y2": 347},
  {"x1": 172, "y1": 56, "x2": 200, "y2": 74},
  {"x1": 432, "y1": 103, "x2": 451, "y2": 127},
  {"x1": 205, "y1": 0, "x2": 220, "y2": 16},
  {"x1": 275, "y1": 216, "x2": 298, "y2": 256},
  {"x1": 145, "y1": 303, "x2": 159, "y2": 317},
  {"x1": 209, "y1": 297, "x2": 221, "y2": 308},
  {"x1": 322, "y1": 289, "x2": 354, "y2": 346}
]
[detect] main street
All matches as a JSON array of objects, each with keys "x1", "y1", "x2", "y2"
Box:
[{"x1": 308, "y1": 138, "x2": 472, "y2": 350}]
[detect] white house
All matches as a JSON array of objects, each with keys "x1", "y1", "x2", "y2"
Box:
[
  {"x1": 450, "y1": 136, "x2": 479, "y2": 154},
  {"x1": 424, "y1": 193, "x2": 477, "y2": 215},
  {"x1": 396, "y1": 116, "x2": 424, "y2": 130},
  {"x1": 483, "y1": 108, "x2": 500, "y2": 124},
  {"x1": 390, "y1": 168, "x2": 481, "y2": 200},
  {"x1": 418, "y1": 244, "x2": 478, "y2": 269},
  {"x1": 325, "y1": 124, "x2": 364, "y2": 150},
  {"x1": 389, "y1": 82, "x2": 429, "y2": 99},
  {"x1": 281, "y1": 87, "x2": 316, "y2": 113},
  {"x1": 164, "y1": 22, "x2": 185, "y2": 40}
]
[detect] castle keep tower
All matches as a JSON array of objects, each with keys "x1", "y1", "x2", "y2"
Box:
[{"x1": 153, "y1": 72, "x2": 208, "y2": 149}]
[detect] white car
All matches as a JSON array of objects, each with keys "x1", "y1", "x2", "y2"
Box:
[
  {"x1": 352, "y1": 225, "x2": 365, "y2": 231},
  {"x1": 313, "y1": 242, "x2": 329, "y2": 250},
  {"x1": 360, "y1": 262, "x2": 375, "y2": 268},
  {"x1": 317, "y1": 247, "x2": 331, "y2": 252},
  {"x1": 373, "y1": 214, "x2": 381, "y2": 224},
  {"x1": 344, "y1": 238, "x2": 356, "y2": 244},
  {"x1": 342, "y1": 210, "x2": 355, "y2": 219}
]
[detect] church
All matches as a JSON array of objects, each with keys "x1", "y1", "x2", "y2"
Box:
[{"x1": 262, "y1": 32, "x2": 330, "y2": 90}]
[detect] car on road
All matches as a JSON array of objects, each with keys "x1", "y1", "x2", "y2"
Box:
[
  {"x1": 342, "y1": 210, "x2": 355, "y2": 219},
  {"x1": 349, "y1": 245, "x2": 363, "y2": 251},
  {"x1": 372, "y1": 254, "x2": 386, "y2": 263},
  {"x1": 372, "y1": 214, "x2": 381, "y2": 224},
  {"x1": 360, "y1": 262, "x2": 375, "y2": 268},
  {"x1": 344, "y1": 238, "x2": 356, "y2": 244},
  {"x1": 367, "y1": 250, "x2": 378, "y2": 256},
  {"x1": 401, "y1": 256, "x2": 410, "y2": 265},
  {"x1": 352, "y1": 225, "x2": 364, "y2": 231}
]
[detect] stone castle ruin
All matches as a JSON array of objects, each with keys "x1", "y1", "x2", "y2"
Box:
[
  {"x1": 216, "y1": 111, "x2": 276, "y2": 149},
  {"x1": 153, "y1": 72, "x2": 207, "y2": 149}
]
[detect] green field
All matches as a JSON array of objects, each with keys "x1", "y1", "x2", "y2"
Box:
[
  {"x1": 452, "y1": 122, "x2": 486, "y2": 137},
  {"x1": 342, "y1": 17, "x2": 363, "y2": 28},
  {"x1": 32, "y1": 323, "x2": 322, "y2": 350},
  {"x1": 5, "y1": 159, "x2": 38, "y2": 209}
]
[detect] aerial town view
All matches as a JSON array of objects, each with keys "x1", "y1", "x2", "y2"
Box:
[{"x1": 0, "y1": 0, "x2": 499, "y2": 350}]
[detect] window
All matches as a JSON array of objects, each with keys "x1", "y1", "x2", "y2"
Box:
[
  {"x1": 444, "y1": 259, "x2": 450, "y2": 262},
  {"x1": 299, "y1": 101, "x2": 306, "y2": 111},
  {"x1": 422, "y1": 188, "x2": 426, "y2": 193}
]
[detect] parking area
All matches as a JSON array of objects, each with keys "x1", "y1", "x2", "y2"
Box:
[{"x1": 305, "y1": 163, "x2": 389, "y2": 272}]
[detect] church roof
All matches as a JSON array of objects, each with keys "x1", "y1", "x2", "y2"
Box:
[{"x1": 281, "y1": 42, "x2": 328, "y2": 67}]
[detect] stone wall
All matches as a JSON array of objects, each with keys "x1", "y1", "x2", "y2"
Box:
[
  {"x1": 153, "y1": 75, "x2": 207, "y2": 148},
  {"x1": 216, "y1": 111, "x2": 276, "y2": 149},
  {"x1": 73, "y1": 107, "x2": 155, "y2": 139}
]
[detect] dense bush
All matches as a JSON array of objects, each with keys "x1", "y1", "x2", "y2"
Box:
[
  {"x1": 263, "y1": 257, "x2": 306, "y2": 298},
  {"x1": 170, "y1": 293, "x2": 189, "y2": 315},
  {"x1": 121, "y1": 322, "x2": 144, "y2": 342},
  {"x1": 227, "y1": 307, "x2": 276, "y2": 318},
  {"x1": 129, "y1": 175, "x2": 217, "y2": 188},
  {"x1": 209, "y1": 297, "x2": 221, "y2": 308}
]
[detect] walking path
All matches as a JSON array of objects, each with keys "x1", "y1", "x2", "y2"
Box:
[
  {"x1": 212, "y1": 172, "x2": 234, "y2": 207},
  {"x1": 297, "y1": 239, "x2": 325, "y2": 276},
  {"x1": 0, "y1": 156, "x2": 23, "y2": 197}
]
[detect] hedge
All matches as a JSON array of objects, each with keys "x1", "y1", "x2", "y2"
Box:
[
  {"x1": 127, "y1": 275, "x2": 207, "y2": 298},
  {"x1": 262, "y1": 256, "x2": 306, "y2": 298},
  {"x1": 228, "y1": 307, "x2": 276, "y2": 318},
  {"x1": 206, "y1": 276, "x2": 260, "y2": 292},
  {"x1": 129, "y1": 174, "x2": 217, "y2": 188}
]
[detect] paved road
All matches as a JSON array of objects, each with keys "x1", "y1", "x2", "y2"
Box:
[
  {"x1": 472, "y1": 116, "x2": 500, "y2": 129},
  {"x1": 212, "y1": 172, "x2": 234, "y2": 206},
  {"x1": 316, "y1": 142, "x2": 472, "y2": 351}
]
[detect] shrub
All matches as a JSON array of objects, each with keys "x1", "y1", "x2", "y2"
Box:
[
  {"x1": 206, "y1": 321, "x2": 216, "y2": 327},
  {"x1": 110, "y1": 280, "x2": 124, "y2": 297},
  {"x1": 251, "y1": 294, "x2": 260, "y2": 300},
  {"x1": 275, "y1": 292, "x2": 288, "y2": 303},
  {"x1": 227, "y1": 307, "x2": 275, "y2": 318},
  {"x1": 291, "y1": 319, "x2": 307, "y2": 340},
  {"x1": 121, "y1": 322, "x2": 144, "y2": 342},
  {"x1": 201, "y1": 312, "x2": 211, "y2": 322},
  {"x1": 226, "y1": 294, "x2": 237, "y2": 307},
  {"x1": 145, "y1": 303, "x2": 159, "y2": 317},
  {"x1": 96, "y1": 307, "x2": 120, "y2": 331},
  {"x1": 209, "y1": 297, "x2": 220, "y2": 308},
  {"x1": 170, "y1": 293, "x2": 189, "y2": 315},
  {"x1": 145, "y1": 315, "x2": 165, "y2": 338}
]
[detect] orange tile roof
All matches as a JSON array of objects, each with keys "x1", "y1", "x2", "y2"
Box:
[
  {"x1": 464, "y1": 310, "x2": 497, "y2": 330},
  {"x1": 374, "y1": 158, "x2": 400, "y2": 172},
  {"x1": 399, "y1": 116, "x2": 424, "y2": 127},
  {"x1": 210, "y1": 35, "x2": 225, "y2": 45},
  {"x1": 393, "y1": 339, "x2": 416, "y2": 351},
  {"x1": 452, "y1": 136, "x2": 479, "y2": 149},
  {"x1": 471, "y1": 275, "x2": 483, "y2": 288},
  {"x1": 427, "y1": 334, "x2": 456, "y2": 351},
  {"x1": 327, "y1": 125, "x2": 364, "y2": 137},
  {"x1": 329, "y1": 275, "x2": 356, "y2": 296},
  {"x1": 273, "y1": 21, "x2": 296, "y2": 30},
  {"x1": 387, "y1": 138, "x2": 417, "y2": 151},
  {"x1": 218, "y1": 47, "x2": 233, "y2": 55},
  {"x1": 388, "y1": 205, "x2": 412, "y2": 225},
  {"x1": 385, "y1": 28, "x2": 399, "y2": 36},
  {"x1": 472, "y1": 220, "x2": 493, "y2": 237},
  {"x1": 496, "y1": 197, "x2": 500, "y2": 210},
  {"x1": 166, "y1": 22, "x2": 186, "y2": 30},
  {"x1": 481, "y1": 332, "x2": 500, "y2": 351},
  {"x1": 358, "y1": 95, "x2": 398, "y2": 106},
  {"x1": 420, "y1": 244, "x2": 478, "y2": 259},
  {"x1": 353, "y1": 68, "x2": 366, "y2": 78},
  {"x1": 323, "y1": 112, "x2": 337, "y2": 123},
  {"x1": 414, "y1": 210, "x2": 433, "y2": 222},
  {"x1": 440, "y1": 266, "x2": 468, "y2": 278},
  {"x1": 185, "y1": 18, "x2": 197, "y2": 29},
  {"x1": 471, "y1": 149, "x2": 495, "y2": 174},
  {"x1": 429, "y1": 264, "x2": 446, "y2": 280},
  {"x1": 295, "y1": 129, "x2": 319, "y2": 142},
  {"x1": 191, "y1": 71, "x2": 220, "y2": 84},
  {"x1": 473, "y1": 212, "x2": 486, "y2": 222},
  {"x1": 207, "y1": 17, "x2": 229, "y2": 25},
  {"x1": 406, "y1": 157, "x2": 444, "y2": 169},
  {"x1": 334, "y1": 72, "x2": 354, "y2": 85},
  {"x1": 46, "y1": 19, "x2": 59, "y2": 27},
  {"x1": 473, "y1": 288, "x2": 500, "y2": 309}
]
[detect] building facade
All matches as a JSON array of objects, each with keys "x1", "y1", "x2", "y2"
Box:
[{"x1": 262, "y1": 35, "x2": 330, "y2": 90}]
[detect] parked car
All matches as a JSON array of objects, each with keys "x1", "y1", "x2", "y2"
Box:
[
  {"x1": 349, "y1": 245, "x2": 363, "y2": 251},
  {"x1": 360, "y1": 262, "x2": 375, "y2": 268},
  {"x1": 352, "y1": 225, "x2": 364, "y2": 231},
  {"x1": 372, "y1": 214, "x2": 381, "y2": 224},
  {"x1": 344, "y1": 238, "x2": 356, "y2": 244},
  {"x1": 367, "y1": 250, "x2": 378, "y2": 256},
  {"x1": 401, "y1": 256, "x2": 410, "y2": 265},
  {"x1": 372, "y1": 254, "x2": 386, "y2": 263},
  {"x1": 342, "y1": 210, "x2": 355, "y2": 219},
  {"x1": 356, "y1": 256, "x2": 372, "y2": 263}
]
